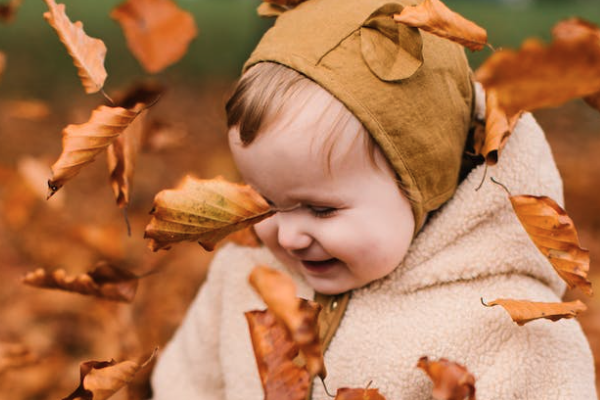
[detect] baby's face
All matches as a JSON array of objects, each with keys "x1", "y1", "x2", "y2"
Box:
[{"x1": 228, "y1": 89, "x2": 415, "y2": 295}]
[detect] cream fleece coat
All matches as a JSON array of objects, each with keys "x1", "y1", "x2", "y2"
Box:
[{"x1": 151, "y1": 102, "x2": 597, "y2": 399}]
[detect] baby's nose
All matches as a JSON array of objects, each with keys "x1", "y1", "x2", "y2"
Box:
[{"x1": 276, "y1": 213, "x2": 312, "y2": 251}]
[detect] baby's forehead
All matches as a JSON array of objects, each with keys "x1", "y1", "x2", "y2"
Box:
[{"x1": 259, "y1": 95, "x2": 369, "y2": 169}]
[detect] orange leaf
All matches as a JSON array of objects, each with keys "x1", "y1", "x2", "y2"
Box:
[
  {"x1": 335, "y1": 387, "x2": 387, "y2": 400},
  {"x1": 393, "y1": 0, "x2": 487, "y2": 51},
  {"x1": 473, "y1": 89, "x2": 521, "y2": 165},
  {"x1": 107, "y1": 110, "x2": 147, "y2": 208},
  {"x1": 22, "y1": 262, "x2": 139, "y2": 303},
  {"x1": 482, "y1": 298, "x2": 587, "y2": 326},
  {"x1": 47, "y1": 104, "x2": 145, "y2": 199},
  {"x1": 111, "y1": 0, "x2": 198, "y2": 74},
  {"x1": 43, "y1": 0, "x2": 107, "y2": 94},
  {"x1": 249, "y1": 265, "x2": 325, "y2": 379},
  {"x1": 144, "y1": 176, "x2": 275, "y2": 251},
  {"x1": 509, "y1": 194, "x2": 592, "y2": 296},
  {"x1": 0, "y1": 0, "x2": 23, "y2": 23},
  {"x1": 475, "y1": 18, "x2": 600, "y2": 116},
  {"x1": 245, "y1": 310, "x2": 310, "y2": 400},
  {"x1": 106, "y1": 82, "x2": 163, "y2": 207},
  {"x1": 0, "y1": 50, "x2": 5, "y2": 83},
  {"x1": 417, "y1": 356, "x2": 476, "y2": 400},
  {"x1": 62, "y1": 349, "x2": 157, "y2": 400}
]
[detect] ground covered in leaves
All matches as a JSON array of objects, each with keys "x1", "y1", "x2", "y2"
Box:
[{"x1": 0, "y1": 82, "x2": 599, "y2": 399}]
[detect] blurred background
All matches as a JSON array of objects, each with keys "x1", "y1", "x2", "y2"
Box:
[{"x1": 0, "y1": 0, "x2": 599, "y2": 398}]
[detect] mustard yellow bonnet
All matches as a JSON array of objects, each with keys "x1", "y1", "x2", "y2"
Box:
[{"x1": 244, "y1": 0, "x2": 474, "y2": 232}]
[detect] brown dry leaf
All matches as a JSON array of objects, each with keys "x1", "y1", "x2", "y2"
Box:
[
  {"x1": 111, "y1": 0, "x2": 198, "y2": 74},
  {"x1": 482, "y1": 298, "x2": 587, "y2": 326},
  {"x1": 475, "y1": 18, "x2": 600, "y2": 116},
  {"x1": 0, "y1": 342, "x2": 38, "y2": 375},
  {"x1": 393, "y1": 0, "x2": 487, "y2": 51},
  {"x1": 335, "y1": 387, "x2": 387, "y2": 400},
  {"x1": 47, "y1": 103, "x2": 145, "y2": 199},
  {"x1": 107, "y1": 109, "x2": 147, "y2": 208},
  {"x1": 0, "y1": 0, "x2": 23, "y2": 23},
  {"x1": 0, "y1": 50, "x2": 5, "y2": 82},
  {"x1": 144, "y1": 176, "x2": 275, "y2": 251},
  {"x1": 249, "y1": 265, "x2": 325, "y2": 379},
  {"x1": 23, "y1": 262, "x2": 139, "y2": 303},
  {"x1": 106, "y1": 81, "x2": 163, "y2": 207},
  {"x1": 245, "y1": 309, "x2": 310, "y2": 400},
  {"x1": 43, "y1": 0, "x2": 107, "y2": 94},
  {"x1": 62, "y1": 349, "x2": 157, "y2": 400},
  {"x1": 417, "y1": 356, "x2": 476, "y2": 400},
  {"x1": 510, "y1": 194, "x2": 592, "y2": 296},
  {"x1": 473, "y1": 89, "x2": 521, "y2": 165}
]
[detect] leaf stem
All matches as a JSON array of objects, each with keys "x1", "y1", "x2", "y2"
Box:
[
  {"x1": 475, "y1": 164, "x2": 488, "y2": 191},
  {"x1": 123, "y1": 206, "x2": 132, "y2": 237},
  {"x1": 490, "y1": 176, "x2": 512, "y2": 196},
  {"x1": 101, "y1": 88, "x2": 115, "y2": 105},
  {"x1": 320, "y1": 377, "x2": 336, "y2": 398}
]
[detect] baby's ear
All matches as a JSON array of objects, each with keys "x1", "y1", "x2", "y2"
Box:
[{"x1": 361, "y1": 3, "x2": 424, "y2": 82}]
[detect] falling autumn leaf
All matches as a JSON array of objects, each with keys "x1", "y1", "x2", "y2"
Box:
[
  {"x1": 107, "y1": 109, "x2": 147, "y2": 208},
  {"x1": 482, "y1": 298, "x2": 587, "y2": 326},
  {"x1": 0, "y1": 50, "x2": 5, "y2": 83},
  {"x1": 245, "y1": 309, "x2": 310, "y2": 400},
  {"x1": 393, "y1": 0, "x2": 487, "y2": 51},
  {"x1": 475, "y1": 18, "x2": 600, "y2": 116},
  {"x1": 334, "y1": 387, "x2": 387, "y2": 400},
  {"x1": 249, "y1": 265, "x2": 325, "y2": 379},
  {"x1": 144, "y1": 176, "x2": 275, "y2": 251},
  {"x1": 106, "y1": 81, "x2": 163, "y2": 208},
  {"x1": 417, "y1": 356, "x2": 476, "y2": 400},
  {"x1": 0, "y1": 0, "x2": 23, "y2": 23},
  {"x1": 47, "y1": 103, "x2": 145, "y2": 199},
  {"x1": 111, "y1": 0, "x2": 198, "y2": 74},
  {"x1": 508, "y1": 193, "x2": 593, "y2": 296},
  {"x1": 62, "y1": 349, "x2": 157, "y2": 400},
  {"x1": 473, "y1": 89, "x2": 521, "y2": 165},
  {"x1": 43, "y1": 0, "x2": 107, "y2": 94},
  {"x1": 23, "y1": 262, "x2": 140, "y2": 303}
]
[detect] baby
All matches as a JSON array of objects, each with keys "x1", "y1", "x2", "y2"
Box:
[{"x1": 151, "y1": 0, "x2": 596, "y2": 398}]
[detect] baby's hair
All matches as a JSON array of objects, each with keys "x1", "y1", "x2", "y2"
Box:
[{"x1": 226, "y1": 61, "x2": 413, "y2": 199}]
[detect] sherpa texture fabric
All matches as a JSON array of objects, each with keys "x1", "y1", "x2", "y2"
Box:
[
  {"x1": 244, "y1": 0, "x2": 474, "y2": 232},
  {"x1": 150, "y1": 91, "x2": 597, "y2": 399}
]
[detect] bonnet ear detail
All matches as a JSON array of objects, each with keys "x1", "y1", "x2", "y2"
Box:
[{"x1": 360, "y1": 3, "x2": 424, "y2": 82}]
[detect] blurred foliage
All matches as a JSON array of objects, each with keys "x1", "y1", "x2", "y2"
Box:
[{"x1": 0, "y1": 0, "x2": 599, "y2": 100}]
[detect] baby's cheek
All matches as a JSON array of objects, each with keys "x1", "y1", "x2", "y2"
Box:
[{"x1": 254, "y1": 217, "x2": 278, "y2": 248}]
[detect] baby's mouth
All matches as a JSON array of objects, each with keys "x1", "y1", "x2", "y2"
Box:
[{"x1": 301, "y1": 258, "x2": 338, "y2": 273}]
